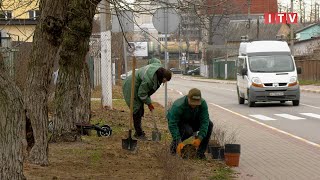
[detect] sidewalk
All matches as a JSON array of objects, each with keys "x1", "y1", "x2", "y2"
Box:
[
  {"x1": 179, "y1": 75, "x2": 320, "y2": 94},
  {"x1": 152, "y1": 76, "x2": 320, "y2": 180}
]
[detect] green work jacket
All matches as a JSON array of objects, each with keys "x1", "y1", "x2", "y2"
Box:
[
  {"x1": 167, "y1": 96, "x2": 210, "y2": 140},
  {"x1": 122, "y1": 63, "x2": 162, "y2": 113}
]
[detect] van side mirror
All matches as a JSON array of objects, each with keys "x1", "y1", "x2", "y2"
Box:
[
  {"x1": 297, "y1": 67, "x2": 302, "y2": 74},
  {"x1": 241, "y1": 68, "x2": 247, "y2": 76}
]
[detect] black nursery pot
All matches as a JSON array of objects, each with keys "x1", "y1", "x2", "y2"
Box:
[{"x1": 209, "y1": 146, "x2": 225, "y2": 160}]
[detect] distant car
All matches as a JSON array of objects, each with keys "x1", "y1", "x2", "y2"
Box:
[
  {"x1": 170, "y1": 68, "x2": 183, "y2": 74},
  {"x1": 187, "y1": 67, "x2": 200, "y2": 75},
  {"x1": 121, "y1": 69, "x2": 138, "y2": 80}
]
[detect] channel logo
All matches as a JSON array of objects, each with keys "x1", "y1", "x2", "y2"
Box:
[{"x1": 264, "y1": 13, "x2": 298, "y2": 24}]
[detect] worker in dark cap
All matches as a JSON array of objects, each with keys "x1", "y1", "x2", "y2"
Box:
[
  {"x1": 123, "y1": 63, "x2": 172, "y2": 140},
  {"x1": 167, "y1": 88, "x2": 213, "y2": 159}
]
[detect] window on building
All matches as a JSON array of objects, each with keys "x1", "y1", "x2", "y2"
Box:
[
  {"x1": 29, "y1": 10, "x2": 40, "y2": 20},
  {"x1": 0, "y1": 10, "x2": 12, "y2": 20}
]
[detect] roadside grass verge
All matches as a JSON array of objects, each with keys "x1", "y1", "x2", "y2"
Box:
[
  {"x1": 299, "y1": 80, "x2": 320, "y2": 86},
  {"x1": 210, "y1": 164, "x2": 235, "y2": 180}
]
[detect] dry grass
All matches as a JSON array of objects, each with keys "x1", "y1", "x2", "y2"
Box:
[{"x1": 91, "y1": 84, "x2": 124, "y2": 99}]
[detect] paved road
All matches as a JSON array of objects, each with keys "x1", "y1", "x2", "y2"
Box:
[{"x1": 152, "y1": 75, "x2": 320, "y2": 180}]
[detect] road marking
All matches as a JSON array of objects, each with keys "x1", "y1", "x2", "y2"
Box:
[
  {"x1": 301, "y1": 103, "x2": 320, "y2": 109},
  {"x1": 249, "y1": 115, "x2": 276, "y2": 121},
  {"x1": 274, "y1": 114, "x2": 305, "y2": 120},
  {"x1": 300, "y1": 113, "x2": 320, "y2": 119},
  {"x1": 168, "y1": 88, "x2": 184, "y2": 96},
  {"x1": 208, "y1": 102, "x2": 320, "y2": 148}
]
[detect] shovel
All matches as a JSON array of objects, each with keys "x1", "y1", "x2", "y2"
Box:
[
  {"x1": 122, "y1": 56, "x2": 137, "y2": 151},
  {"x1": 151, "y1": 110, "x2": 161, "y2": 142}
]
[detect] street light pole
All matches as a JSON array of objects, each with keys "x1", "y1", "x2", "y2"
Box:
[
  {"x1": 164, "y1": 2, "x2": 168, "y2": 114},
  {"x1": 290, "y1": 0, "x2": 294, "y2": 54}
]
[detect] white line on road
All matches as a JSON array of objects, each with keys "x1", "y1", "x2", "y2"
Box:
[
  {"x1": 249, "y1": 115, "x2": 277, "y2": 121},
  {"x1": 301, "y1": 103, "x2": 320, "y2": 109},
  {"x1": 274, "y1": 114, "x2": 305, "y2": 120},
  {"x1": 168, "y1": 88, "x2": 184, "y2": 96},
  {"x1": 208, "y1": 102, "x2": 320, "y2": 148},
  {"x1": 300, "y1": 113, "x2": 320, "y2": 119}
]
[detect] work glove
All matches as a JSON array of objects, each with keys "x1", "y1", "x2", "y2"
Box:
[
  {"x1": 176, "y1": 142, "x2": 185, "y2": 156},
  {"x1": 192, "y1": 138, "x2": 201, "y2": 149},
  {"x1": 148, "y1": 103, "x2": 155, "y2": 111}
]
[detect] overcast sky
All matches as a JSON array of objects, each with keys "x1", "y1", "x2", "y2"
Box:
[
  {"x1": 280, "y1": 0, "x2": 317, "y2": 11},
  {"x1": 279, "y1": 0, "x2": 320, "y2": 20}
]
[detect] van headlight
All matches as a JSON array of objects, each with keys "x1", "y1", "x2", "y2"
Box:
[
  {"x1": 288, "y1": 76, "x2": 298, "y2": 87},
  {"x1": 251, "y1": 77, "x2": 263, "y2": 88}
]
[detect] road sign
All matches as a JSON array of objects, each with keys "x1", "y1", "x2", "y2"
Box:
[
  {"x1": 128, "y1": 42, "x2": 148, "y2": 57},
  {"x1": 112, "y1": 11, "x2": 134, "y2": 32},
  {"x1": 152, "y1": 8, "x2": 180, "y2": 34}
]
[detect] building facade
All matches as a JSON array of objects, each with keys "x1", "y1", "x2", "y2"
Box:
[{"x1": 0, "y1": 0, "x2": 39, "y2": 43}]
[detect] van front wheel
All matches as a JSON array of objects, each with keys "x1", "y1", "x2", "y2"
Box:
[
  {"x1": 237, "y1": 88, "x2": 245, "y2": 104},
  {"x1": 247, "y1": 93, "x2": 255, "y2": 107},
  {"x1": 292, "y1": 100, "x2": 300, "y2": 106}
]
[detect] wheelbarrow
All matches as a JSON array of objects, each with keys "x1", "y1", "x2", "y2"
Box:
[{"x1": 75, "y1": 122, "x2": 112, "y2": 137}]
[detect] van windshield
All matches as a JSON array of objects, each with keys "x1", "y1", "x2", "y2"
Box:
[{"x1": 248, "y1": 55, "x2": 294, "y2": 72}]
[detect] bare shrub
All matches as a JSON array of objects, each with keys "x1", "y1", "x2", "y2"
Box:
[
  {"x1": 211, "y1": 123, "x2": 238, "y2": 146},
  {"x1": 155, "y1": 145, "x2": 192, "y2": 180}
]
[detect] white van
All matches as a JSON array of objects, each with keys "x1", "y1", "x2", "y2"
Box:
[{"x1": 236, "y1": 40, "x2": 301, "y2": 107}]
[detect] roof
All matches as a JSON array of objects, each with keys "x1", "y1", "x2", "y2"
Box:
[
  {"x1": 295, "y1": 23, "x2": 320, "y2": 33},
  {"x1": 226, "y1": 20, "x2": 285, "y2": 42},
  {"x1": 0, "y1": 19, "x2": 38, "y2": 25}
]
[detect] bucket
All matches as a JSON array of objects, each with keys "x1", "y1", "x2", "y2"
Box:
[
  {"x1": 209, "y1": 146, "x2": 224, "y2": 160},
  {"x1": 224, "y1": 153, "x2": 240, "y2": 167},
  {"x1": 224, "y1": 144, "x2": 241, "y2": 167}
]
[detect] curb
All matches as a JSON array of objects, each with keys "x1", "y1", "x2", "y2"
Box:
[
  {"x1": 179, "y1": 76, "x2": 320, "y2": 94},
  {"x1": 301, "y1": 89, "x2": 320, "y2": 94}
]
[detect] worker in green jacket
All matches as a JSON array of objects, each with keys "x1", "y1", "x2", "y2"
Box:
[
  {"x1": 123, "y1": 63, "x2": 172, "y2": 140},
  {"x1": 147, "y1": 57, "x2": 162, "y2": 65},
  {"x1": 167, "y1": 88, "x2": 213, "y2": 159}
]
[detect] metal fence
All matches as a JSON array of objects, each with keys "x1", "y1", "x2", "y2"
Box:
[{"x1": 1, "y1": 48, "x2": 17, "y2": 77}]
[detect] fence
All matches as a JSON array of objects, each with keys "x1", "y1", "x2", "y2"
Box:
[
  {"x1": 295, "y1": 59, "x2": 320, "y2": 81},
  {"x1": 1, "y1": 48, "x2": 19, "y2": 77},
  {"x1": 208, "y1": 56, "x2": 237, "y2": 79}
]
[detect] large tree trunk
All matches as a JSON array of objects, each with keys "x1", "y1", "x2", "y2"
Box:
[
  {"x1": 24, "y1": 0, "x2": 69, "y2": 165},
  {"x1": 0, "y1": 64, "x2": 25, "y2": 179},
  {"x1": 51, "y1": 0, "x2": 100, "y2": 142}
]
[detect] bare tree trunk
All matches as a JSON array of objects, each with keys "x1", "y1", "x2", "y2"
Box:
[
  {"x1": 77, "y1": 63, "x2": 91, "y2": 125},
  {"x1": 24, "y1": 0, "x2": 69, "y2": 165},
  {"x1": 0, "y1": 65, "x2": 25, "y2": 179},
  {"x1": 51, "y1": 0, "x2": 100, "y2": 142}
]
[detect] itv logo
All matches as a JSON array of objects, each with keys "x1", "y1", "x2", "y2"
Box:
[{"x1": 264, "y1": 13, "x2": 298, "y2": 24}]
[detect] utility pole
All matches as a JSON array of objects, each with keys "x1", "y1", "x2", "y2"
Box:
[
  {"x1": 164, "y1": 0, "x2": 168, "y2": 113},
  {"x1": 100, "y1": 0, "x2": 112, "y2": 108},
  {"x1": 300, "y1": 0, "x2": 302, "y2": 23},
  {"x1": 314, "y1": 3, "x2": 317, "y2": 22},
  {"x1": 316, "y1": 3, "x2": 320, "y2": 22},
  {"x1": 290, "y1": 0, "x2": 294, "y2": 54},
  {"x1": 248, "y1": 0, "x2": 251, "y2": 23},
  {"x1": 303, "y1": 2, "x2": 306, "y2": 23},
  {"x1": 311, "y1": 3, "x2": 313, "y2": 22}
]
